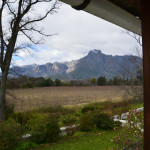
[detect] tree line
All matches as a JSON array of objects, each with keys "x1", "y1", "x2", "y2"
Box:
[
  {"x1": 3, "y1": 74, "x2": 142, "y2": 89},
  {"x1": 5, "y1": 76, "x2": 62, "y2": 89}
]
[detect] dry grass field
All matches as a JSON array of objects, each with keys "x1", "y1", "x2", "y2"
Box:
[{"x1": 7, "y1": 86, "x2": 126, "y2": 112}]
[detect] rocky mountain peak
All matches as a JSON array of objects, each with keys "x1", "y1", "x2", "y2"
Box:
[
  {"x1": 88, "y1": 49, "x2": 102, "y2": 54},
  {"x1": 10, "y1": 49, "x2": 141, "y2": 80}
]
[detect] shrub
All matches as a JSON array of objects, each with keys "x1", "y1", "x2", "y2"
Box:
[
  {"x1": 114, "y1": 121, "x2": 121, "y2": 127},
  {"x1": 65, "y1": 126, "x2": 79, "y2": 136},
  {"x1": 36, "y1": 105, "x2": 74, "y2": 115},
  {"x1": 11, "y1": 112, "x2": 33, "y2": 126},
  {"x1": 5, "y1": 104, "x2": 14, "y2": 120},
  {"x1": 73, "y1": 110, "x2": 82, "y2": 117},
  {"x1": 93, "y1": 113, "x2": 114, "y2": 130},
  {"x1": 80, "y1": 113, "x2": 94, "y2": 131},
  {"x1": 113, "y1": 100, "x2": 129, "y2": 115},
  {"x1": 28, "y1": 116, "x2": 60, "y2": 144},
  {"x1": 0, "y1": 120, "x2": 24, "y2": 150},
  {"x1": 81, "y1": 106, "x2": 95, "y2": 113},
  {"x1": 59, "y1": 113, "x2": 79, "y2": 125}
]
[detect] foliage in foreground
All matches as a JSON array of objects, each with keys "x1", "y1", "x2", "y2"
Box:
[
  {"x1": 80, "y1": 112, "x2": 115, "y2": 131},
  {"x1": 59, "y1": 113, "x2": 79, "y2": 126},
  {"x1": 37, "y1": 129, "x2": 122, "y2": 150},
  {"x1": 0, "y1": 119, "x2": 24, "y2": 150},
  {"x1": 2, "y1": 99, "x2": 143, "y2": 149},
  {"x1": 81, "y1": 106, "x2": 95, "y2": 113},
  {"x1": 28, "y1": 116, "x2": 60, "y2": 144},
  {"x1": 112, "y1": 109, "x2": 143, "y2": 149},
  {"x1": 80, "y1": 113, "x2": 94, "y2": 131},
  {"x1": 93, "y1": 112, "x2": 114, "y2": 130},
  {"x1": 15, "y1": 142, "x2": 38, "y2": 150}
]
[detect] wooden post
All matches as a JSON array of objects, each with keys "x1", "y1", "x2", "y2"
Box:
[{"x1": 141, "y1": 1, "x2": 150, "y2": 150}]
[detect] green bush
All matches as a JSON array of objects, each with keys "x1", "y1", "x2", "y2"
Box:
[
  {"x1": 59, "y1": 113, "x2": 79, "y2": 125},
  {"x1": 114, "y1": 121, "x2": 121, "y2": 127},
  {"x1": 0, "y1": 120, "x2": 24, "y2": 150},
  {"x1": 65, "y1": 126, "x2": 79, "y2": 136},
  {"x1": 73, "y1": 110, "x2": 82, "y2": 117},
  {"x1": 36, "y1": 105, "x2": 74, "y2": 115},
  {"x1": 5, "y1": 104, "x2": 14, "y2": 120},
  {"x1": 81, "y1": 106, "x2": 95, "y2": 113},
  {"x1": 11, "y1": 112, "x2": 33, "y2": 126},
  {"x1": 80, "y1": 113, "x2": 94, "y2": 131},
  {"x1": 28, "y1": 116, "x2": 60, "y2": 144},
  {"x1": 93, "y1": 113, "x2": 114, "y2": 130}
]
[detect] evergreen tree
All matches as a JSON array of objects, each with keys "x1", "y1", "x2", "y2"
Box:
[
  {"x1": 55, "y1": 79, "x2": 62, "y2": 86},
  {"x1": 97, "y1": 76, "x2": 106, "y2": 86}
]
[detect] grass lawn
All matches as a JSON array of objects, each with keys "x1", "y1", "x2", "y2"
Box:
[
  {"x1": 36, "y1": 129, "x2": 121, "y2": 150},
  {"x1": 130, "y1": 103, "x2": 143, "y2": 109}
]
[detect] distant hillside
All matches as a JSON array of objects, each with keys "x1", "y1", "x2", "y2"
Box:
[{"x1": 10, "y1": 50, "x2": 142, "y2": 79}]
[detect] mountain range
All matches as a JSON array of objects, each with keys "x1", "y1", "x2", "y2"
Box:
[{"x1": 11, "y1": 50, "x2": 141, "y2": 80}]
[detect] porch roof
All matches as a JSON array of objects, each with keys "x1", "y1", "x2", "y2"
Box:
[
  {"x1": 109, "y1": 0, "x2": 141, "y2": 19},
  {"x1": 61, "y1": 0, "x2": 141, "y2": 35}
]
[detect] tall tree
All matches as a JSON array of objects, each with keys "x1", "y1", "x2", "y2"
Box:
[
  {"x1": 97, "y1": 76, "x2": 106, "y2": 86},
  {"x1": 0, "y1": 0, "x2": 59, "y2": 120},
  {"x1": 90, "y1": 78, "x2": 97, "y2": 86}
]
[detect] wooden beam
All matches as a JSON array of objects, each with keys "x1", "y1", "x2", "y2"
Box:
[{"x1": 141, "y1": 0, "x2": 150, "y2": 150}]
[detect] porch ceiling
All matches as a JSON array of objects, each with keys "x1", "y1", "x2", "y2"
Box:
[
  {"x1": 109, "y1": 0, "x2": 141, "y2": 19},
  {"x1": 60, "y1": 0, "x2": 141, "y2": 35}
]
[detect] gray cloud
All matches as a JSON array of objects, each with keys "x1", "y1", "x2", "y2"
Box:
[{"x1": 14, "y1": 3, "x2": 140, "y2": 66}]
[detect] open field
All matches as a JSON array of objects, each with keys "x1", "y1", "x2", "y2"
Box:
[{"x1": 7, "y1": 86, "x2": 127, "y2": 112}]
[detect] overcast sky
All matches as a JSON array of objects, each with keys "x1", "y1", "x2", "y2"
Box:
[{"x1": 13, "y1": 2, "x2": 140, "y2": 66}]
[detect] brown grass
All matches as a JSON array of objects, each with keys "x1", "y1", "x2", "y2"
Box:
[{"x1": 6, "y1": 86, "x2": 126, "y2": 112}]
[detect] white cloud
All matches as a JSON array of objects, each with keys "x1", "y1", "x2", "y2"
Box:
[{"x1": 13, "y1": 3, "x2": 140, "y2": 66}]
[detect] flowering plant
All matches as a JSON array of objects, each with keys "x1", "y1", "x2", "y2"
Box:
[{"x1": 112, "y1": 108, "x2": 143, "y2": 150}]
